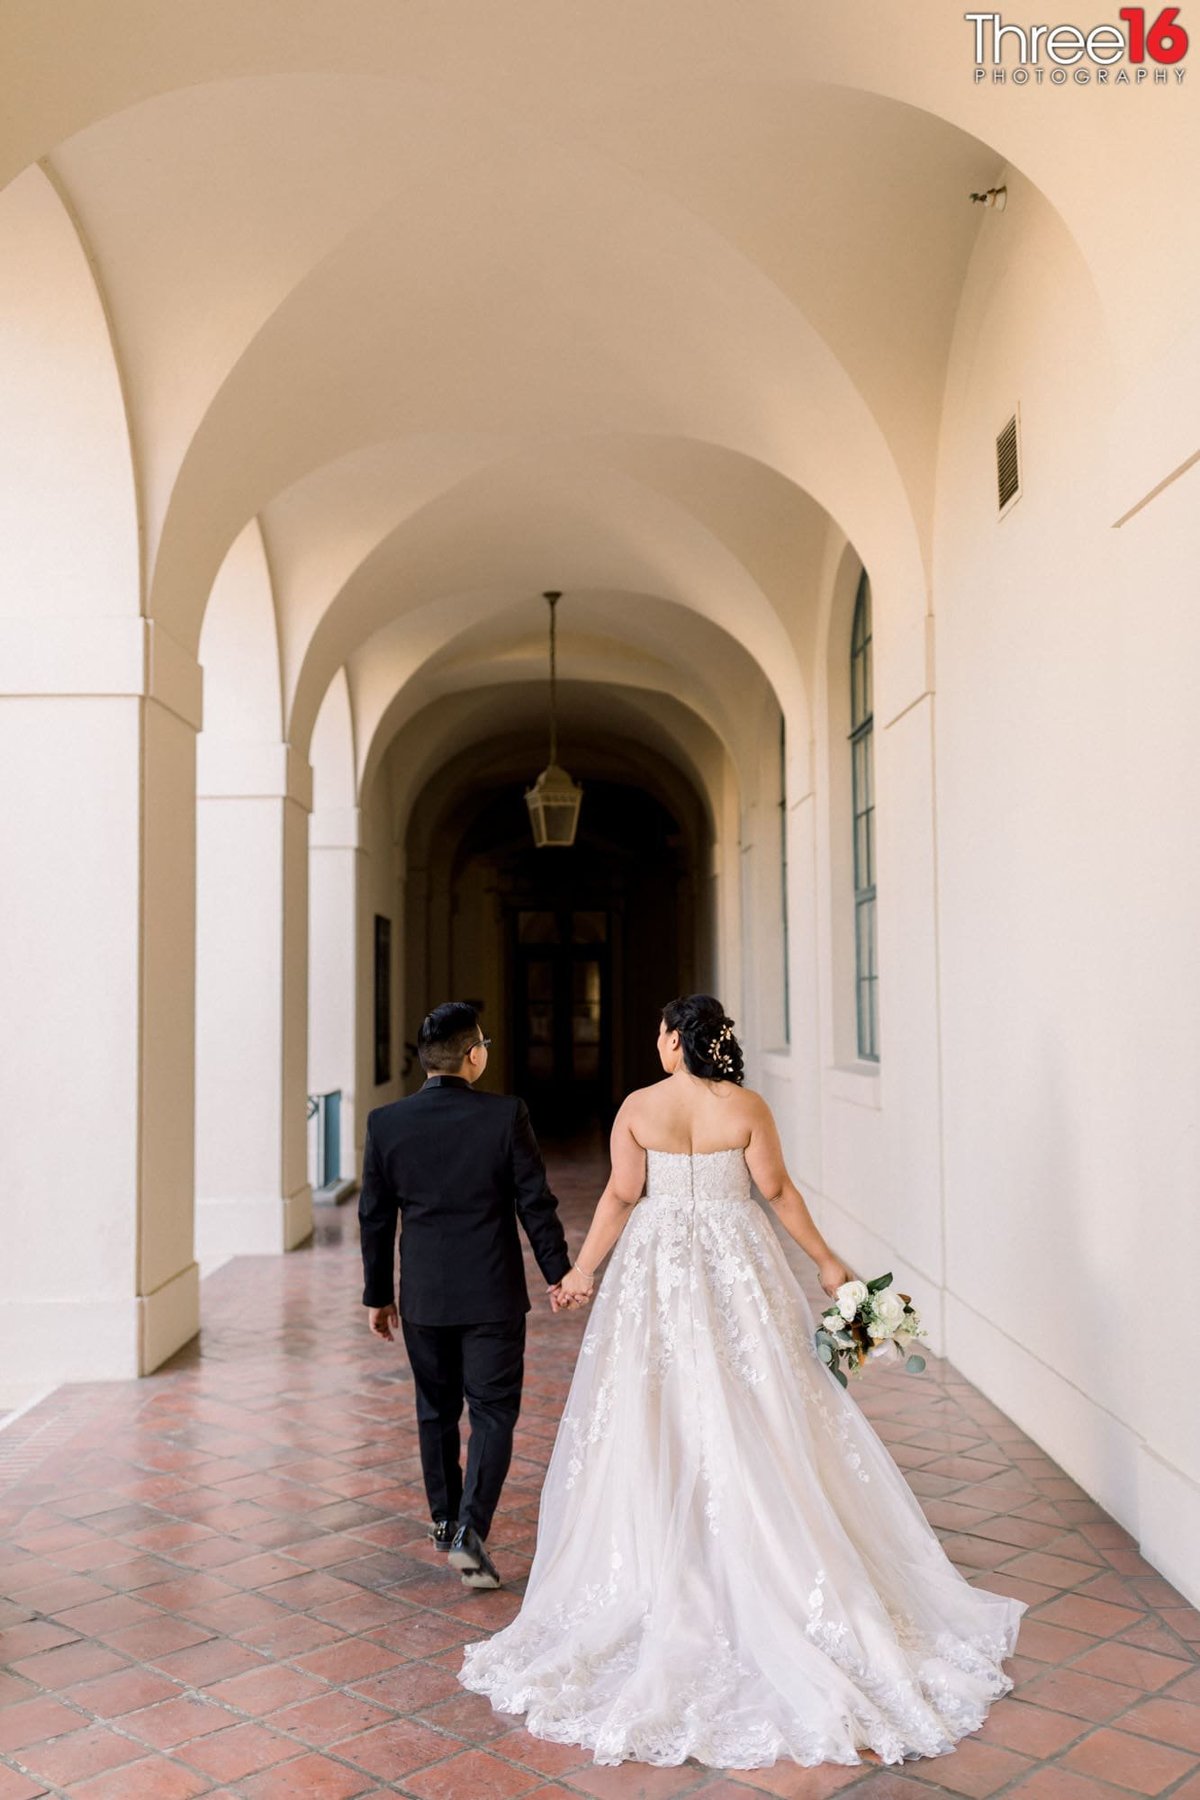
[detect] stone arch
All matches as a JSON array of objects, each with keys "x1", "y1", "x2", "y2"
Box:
[
  {"x1": 0, "y1": 163, "x2": 139, "y2": 624},
  {"x1": 351, "y1": 585, "x2": 774, "y2": 812},
  {"x1": 394, "y1": 690, "x2": 724, "y2": 1113}
]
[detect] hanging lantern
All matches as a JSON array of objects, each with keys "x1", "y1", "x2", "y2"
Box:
[{"x1": 525, "y1": 591, "x2": 583, "y2": 847}]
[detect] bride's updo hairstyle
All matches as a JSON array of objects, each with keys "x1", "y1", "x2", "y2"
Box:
[{"x1": 661, "y1": 994, "x2": 745, "y2": 1086}]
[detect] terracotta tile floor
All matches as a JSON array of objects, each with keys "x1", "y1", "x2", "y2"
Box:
[{"x1": 3, "y1": 1144, "x2": 1199, "y2": 1799}]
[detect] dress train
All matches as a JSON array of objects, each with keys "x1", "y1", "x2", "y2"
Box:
[{"x1": 458, "y1": 1148, "x2": 1027, "y2": 1768}]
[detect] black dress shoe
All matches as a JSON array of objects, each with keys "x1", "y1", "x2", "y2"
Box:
[
  {"x1": 427, "y1": 1518, "x2": 457, "y2": 1551},
  {"x1": 448, "y1": 1524, "x2": 501, "y2": 1588}
]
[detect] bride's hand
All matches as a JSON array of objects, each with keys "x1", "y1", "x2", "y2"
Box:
[
  {"x1": 817, "y1": 1255, "x2": 857, "y2": 1297},
  {"x1": 560, "y1": 1264, "x2": 596, "y2": 1305}
]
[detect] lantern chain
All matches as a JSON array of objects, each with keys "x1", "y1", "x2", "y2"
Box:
[{"x1": 545, "y1": 590, "x2": 561, "y2": 766}]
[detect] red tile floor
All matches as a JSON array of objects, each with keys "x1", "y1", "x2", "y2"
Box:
[{"x1": 3, "y1": 1143, "x2": 1199, "y2": 1800}]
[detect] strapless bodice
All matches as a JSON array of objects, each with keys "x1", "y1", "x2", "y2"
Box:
[{"x1": 643, "y1": 1146, "x2": 752, "y2": 1206}]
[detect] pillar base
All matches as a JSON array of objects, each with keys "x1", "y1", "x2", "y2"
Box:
[
  {"x1": 140, "y1": 1262, "x2": 200, "y2": 1374},
  {"x1": 284, "y1": 1182, "x2": 313, "y2": 1251},
  {"x1": 0, "y1": 1261, "x2": 199, "y2": 1384},
  {"x1": 1138, "y1": 1444, "x2": 1200, "y2": 1613}
]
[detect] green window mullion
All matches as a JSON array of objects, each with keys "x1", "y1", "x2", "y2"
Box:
[{"x1": 849, "y1": 569, "x2": 879, "y2": 1063}]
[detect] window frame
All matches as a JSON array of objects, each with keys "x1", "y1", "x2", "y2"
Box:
[{"x1": 849, "y1": 571, "x2": 879, "y2": 1062}]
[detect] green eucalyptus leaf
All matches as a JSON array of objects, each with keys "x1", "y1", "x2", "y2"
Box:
[
  {"x1": 905, "y1": 1354, "x2": 926, "y2": 1374},
  {"x1": 817, "y1": 1342, "x2": 833, "y2": 1363},
  {"x1": 866, "y1": 1272, "x2": 893, "y2": 1293}
]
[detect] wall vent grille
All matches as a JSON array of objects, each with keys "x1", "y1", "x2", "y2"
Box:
[{"x1": 996, "y1": 409, "x2": 1021, "y2": 514}]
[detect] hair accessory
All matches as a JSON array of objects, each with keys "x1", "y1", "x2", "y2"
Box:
[{"x1": 705, "y1": 1021, "x2": 735, "y2": 1071}]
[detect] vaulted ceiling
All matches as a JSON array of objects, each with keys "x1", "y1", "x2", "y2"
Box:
[{"x1": 5, "y1": 1, "x2": 1186, "y2": 786}]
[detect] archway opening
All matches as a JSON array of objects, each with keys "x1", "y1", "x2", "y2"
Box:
[{"x1": 402, "y1": 737, "x2": 714, "y2": 1137}]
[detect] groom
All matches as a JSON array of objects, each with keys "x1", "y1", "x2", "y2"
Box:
[{"x1": 359, "y1": 1001, "x2": 579, "y2": 1590}]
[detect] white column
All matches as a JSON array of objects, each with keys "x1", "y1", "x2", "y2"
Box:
[
  {"x1": 0, "y1": 619, "x2": 202, "y2": 1385},
  {"x1": 195, "y1": 741, "x2": 313, "y2": 1268},
  {"x1": 309, "y1": 806, "x2": 361, "y2": 1180}
]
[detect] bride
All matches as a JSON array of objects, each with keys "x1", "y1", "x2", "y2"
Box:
[{"x1": 457, "y1": 994, "x2": 1027, "y2": 1770}]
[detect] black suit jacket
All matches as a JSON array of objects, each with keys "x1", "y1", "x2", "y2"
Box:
[{"x1": 358, "y1": 1076, "x2": 572, "y2": 1325}]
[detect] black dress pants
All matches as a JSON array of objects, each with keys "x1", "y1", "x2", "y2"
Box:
[{"x1": 400, "y1": 1315, "x2": 526, "y2": 1540}]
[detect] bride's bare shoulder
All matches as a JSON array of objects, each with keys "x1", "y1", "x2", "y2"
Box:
[
  {"x1": 615, "y1": 1079, "x2": 674, "y2": 1129},
  {"x1": 618, "y1": 1079, "x2": 674, "y2": 1110},
  {"x1": 735, "y1": 1086, "x2": 775, "y2": 1128}
]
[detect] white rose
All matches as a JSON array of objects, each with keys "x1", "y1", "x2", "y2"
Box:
[
  {"x1": 867, "y1": 1296, "x2": 906, "y2": 1339},
  {"x1": 836, "y1": 1279, "x2": 868, "y2": 1320}
]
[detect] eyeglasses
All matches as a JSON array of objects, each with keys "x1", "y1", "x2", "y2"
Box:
[{"x1": 476, "y1": 1036, "x2": 492, "y2": 1050}]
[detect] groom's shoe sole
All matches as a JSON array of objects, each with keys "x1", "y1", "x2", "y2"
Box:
[
  {"x1": 448, "y1": 1530, "x2": 502, "y2": 1589},
  {"x1": 456, "y1": 1564, "x2": 502, "y2": 1589},
  {"x1": 447, "y1": 1547, "x2": 502, "y2": 1589}
]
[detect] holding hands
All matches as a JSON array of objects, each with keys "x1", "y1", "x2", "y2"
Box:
[{"x1": 549, "y1": 1264, "x2": 596, "y2": 1312}]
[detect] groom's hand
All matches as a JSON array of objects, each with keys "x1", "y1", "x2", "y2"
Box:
[{"x1": 367, "y1": 1304, "x2": 399, "y2": 1341}]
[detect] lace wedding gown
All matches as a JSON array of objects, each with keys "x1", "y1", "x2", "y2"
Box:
[{"x1": 458, "y1": 1148, "x2": 1027, "y2": 1769}]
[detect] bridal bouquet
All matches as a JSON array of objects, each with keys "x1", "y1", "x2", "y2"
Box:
[{"x1": 815, "y1": 1274, "x2": 927, "y2": 1386}]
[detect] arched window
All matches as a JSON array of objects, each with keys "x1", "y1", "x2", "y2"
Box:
[{"x1": 850, "y1": 571, "x2": 879, "y2": 1060}]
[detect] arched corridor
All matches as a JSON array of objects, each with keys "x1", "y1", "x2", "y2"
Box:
[
  {"x1": 2, "y1": 0, "x2": 1199, "y2": 1750},
  {"x1": 402, "y1": 721, "x2": 715, "y2": 1128}
]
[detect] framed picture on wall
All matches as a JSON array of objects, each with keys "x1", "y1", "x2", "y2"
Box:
[{"x1": 374, "y1": 914, "x2": 391, "y2": 1086}]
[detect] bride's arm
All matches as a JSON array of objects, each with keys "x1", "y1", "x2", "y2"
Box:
[
  {"x1": 744, "y1": 1099, "x2": 855, "y2": 1291},
  {"x1": 559, "y1": 1101, "x2": 645, "y2": 1300}
]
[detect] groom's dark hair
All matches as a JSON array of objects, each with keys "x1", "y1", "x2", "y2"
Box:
[{"x1": 418, "y1": 1001, "x2": 482, "y2": 1073}]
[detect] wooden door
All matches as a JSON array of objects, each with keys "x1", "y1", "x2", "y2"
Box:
[{"x1": 513, "y1": 908, "x2": 610, "y2": 1128}]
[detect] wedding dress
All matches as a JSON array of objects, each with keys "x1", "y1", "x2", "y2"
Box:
[{"x1": 457, "y1": 1147, "x2": 1027, "y2": 1769}]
